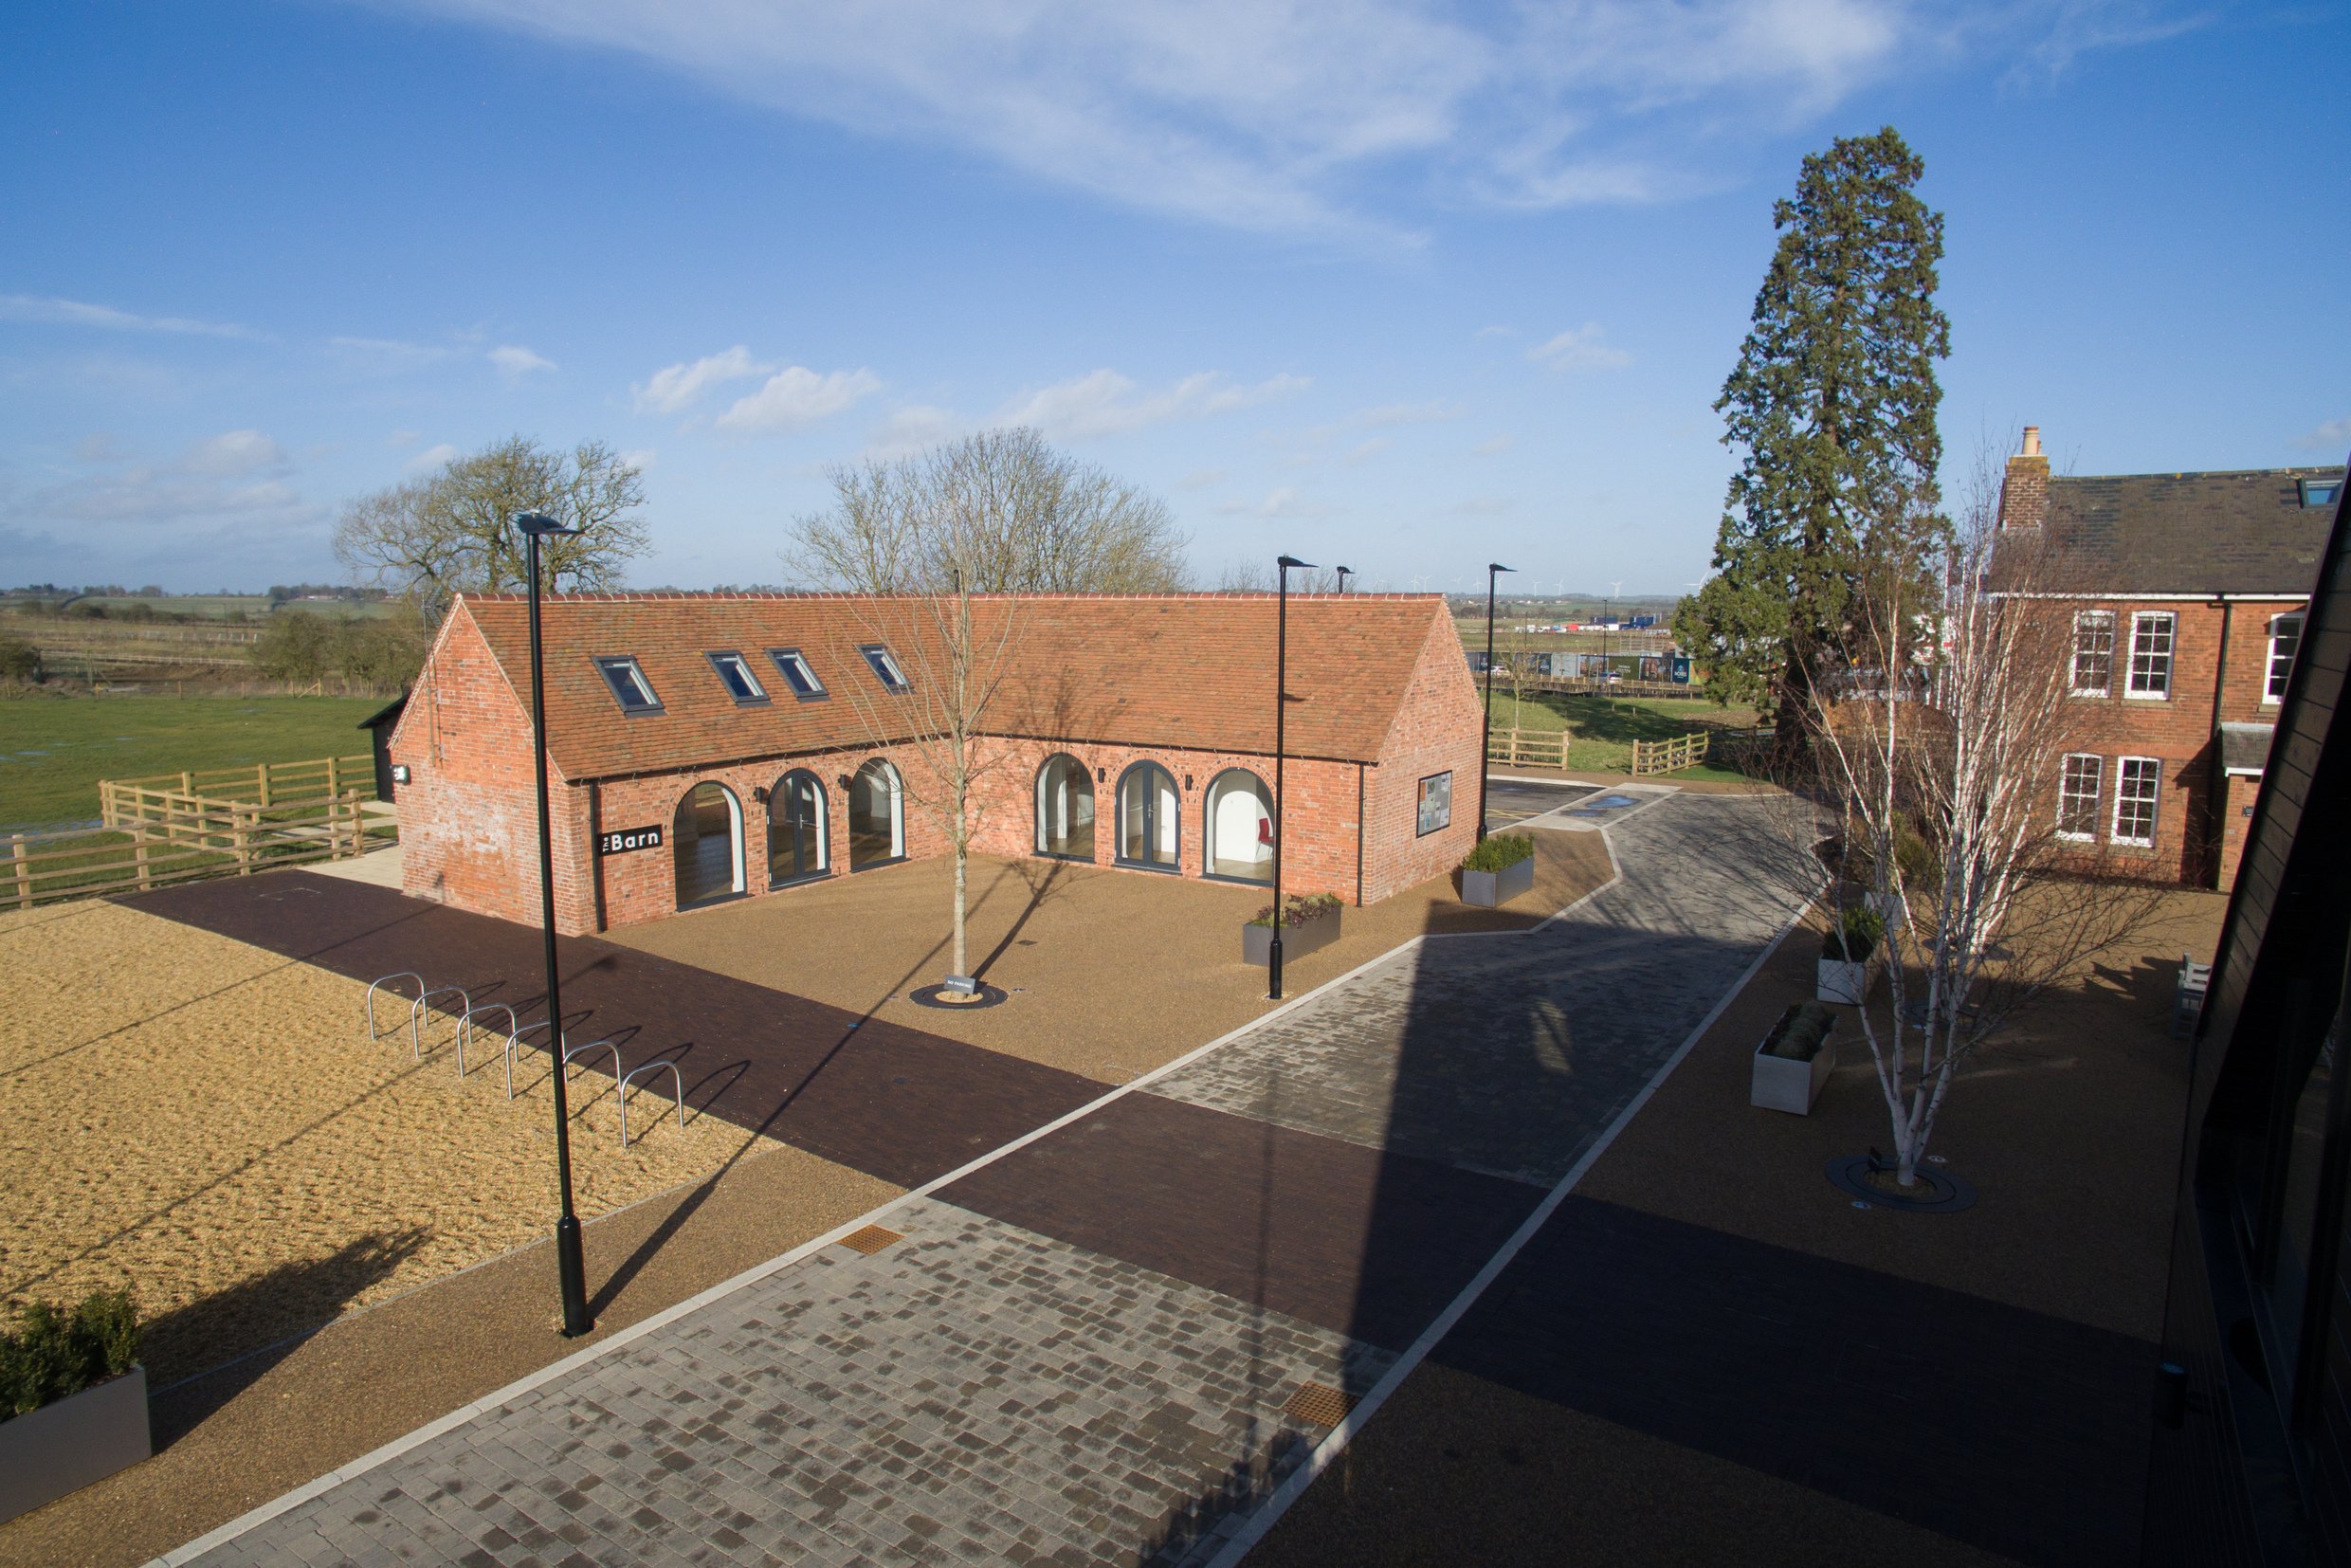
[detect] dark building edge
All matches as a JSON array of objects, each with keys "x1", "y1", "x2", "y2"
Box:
[{"x1": 2148, "y1": 462, "x2": 2351, "y2": 1564}]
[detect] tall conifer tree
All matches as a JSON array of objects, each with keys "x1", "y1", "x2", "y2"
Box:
[{"x1": 1676, "y1": 128, "x2": 1950, "y2": 748}]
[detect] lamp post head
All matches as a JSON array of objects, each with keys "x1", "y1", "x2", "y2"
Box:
[
  {"x1": 1277, "y1": 555, "x2": 1315, "y2": 572},
  {"x1": 1489, "y1": 562, "x2": 1515, "y2": 576},
  {"x1": 514, "y1": 510, "x2": 582, "y2": 538}
]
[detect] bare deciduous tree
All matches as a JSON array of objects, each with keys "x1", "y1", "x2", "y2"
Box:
[
  {"x1": 1772, "y1": 445, "x2": 2165, "y2": 1186},
  {"x1": 790, "y1": 428, "x2": 1186, "y2": 596},
  {"x1": 334, "y1": 437, "x2": 649, "y2": 621}
]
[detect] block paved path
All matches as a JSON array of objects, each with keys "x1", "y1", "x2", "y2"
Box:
[{"x1": 162, "y1": 794, "x2": 1811, "y2": 1568}]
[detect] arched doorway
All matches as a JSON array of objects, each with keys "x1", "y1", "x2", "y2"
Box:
[
  {"x1": 1116, "y1": 761, "x2": 1178, "y2": 871},
  {"x1": 767, "y1": 769, "x2": 827, "y2": 884},
  {"x1": 1035, "y1": 754, "x2": 1094, "y2": 860},
  {"x1": 848, "y1": 758, "x2": 904, "y2": 868},
  {"x1": 673, "y1": 781, "x2": 743, "y2": 908},
  {"x1": 1204, "y1": 769, "x2": 1273, "y2": 882}
]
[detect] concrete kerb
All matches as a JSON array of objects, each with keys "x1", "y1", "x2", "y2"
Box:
[
  {"x1": 1197, "y1": 856, "x2": 1824, "y2": 1568},
  {"x1": 146, "y1": 796, "x2": 1782, "y2": 1568}
]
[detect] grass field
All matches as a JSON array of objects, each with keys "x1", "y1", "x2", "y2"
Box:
[
  {"x1": 1486, "y1": 688, "x2": 1761, "y2": 780},
  {"x1": 0, "y1": 695, "x2": 385, "y2": 829}
]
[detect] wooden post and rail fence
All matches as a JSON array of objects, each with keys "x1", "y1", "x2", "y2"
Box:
[
  {"x1": 8, "y1": 753, "x2": 388, "y2": 911},
  {"x1": 1485, "y1": 723, "x2": 1776, "y2": 777}
]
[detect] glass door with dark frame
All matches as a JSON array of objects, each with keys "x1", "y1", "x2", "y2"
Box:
[
  {"x1": 767, "y1": 771, "x2": 826, "y2": 884},
  {"x1": 1118, "y1": 763, "x2": 1178, "y2": 869}
]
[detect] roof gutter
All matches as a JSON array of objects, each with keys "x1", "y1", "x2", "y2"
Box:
[{"x1": 1989, "y1": 591, "x2": 2314, "y2": 602}]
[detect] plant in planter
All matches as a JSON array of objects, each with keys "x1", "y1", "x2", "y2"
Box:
[
  {"x1": 1752, "y1": 1001, "x2": 1838, "y2": 1114},
  {"x1": 1817, "y1": 905, "x2": 1886, "y2": 1005},
  {"x1": 1242, "y1": 892, "x2": 1343, "y2": 966},
  {"x1": 1460, "y1": 832, "x2": 1536, "y2": 907},
  {"x1": 0, "y1": 1289, "x2": 150, "y2": 1522}
]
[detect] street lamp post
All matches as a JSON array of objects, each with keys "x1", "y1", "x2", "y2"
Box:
[
  {"x1": 1478, "y1": 562, "x2": 1514, "y2": 841},
  {"x1": 1269, "y1": 554, "x2": 1314, "y2": 1000},
  {"x1": 514, "y1": 510, "x2": 592, "y2": 1339},
  {"x1": 1335, "y1": 565, "x2": 1354, "y2": 594}
]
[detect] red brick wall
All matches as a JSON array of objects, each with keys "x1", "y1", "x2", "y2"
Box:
[
  {"x1": 1362, "y1": 610, "x2": 1484, "y2": 902},
  {"x1": 2036, "y1": 595, "x2": 2307, "y2": 886},
  {"x1": 389, "y1": 607, "x2": 600, "y2": 934},
  {"x1": 2217, "y1": 772, "x2": 2261, "y2": 891}
]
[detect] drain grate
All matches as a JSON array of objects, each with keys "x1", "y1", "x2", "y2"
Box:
[
  {"x1": 837, "y1": 1225, "x2": 904, "y2": 1255},
  {"x1": 1282, "y1": 1381, "x2": 1358, "y2": 1428}
]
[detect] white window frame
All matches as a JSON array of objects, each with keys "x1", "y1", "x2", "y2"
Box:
[
  {"x1": 705, "y1": 650, "x2": 767, "y2": 704},
  {"x1": 2112, "y1": 756, "x2": 2160, "y2": 848},
  {"x1": 2125, "y1": 611, "x2": 2175, "y2": 700},
  {"x1": 593, "y1": 655, "x2": 662, "y2": 714},
  {"x1": 767, "y1": 647, "x2": 828, "y2": 702},
  {"x1": 2056, "y1": 753, "x2": 2104, "y2": 842},
  {"x1": 2069, "y1": 611, "x2": 2114, "y2": 697},
  {"x1": 858, "y1": 643, "x2": 911, "y2": 692},
  {"x1": 2265, "y1": 612, "x2": 2305, "y2": 705}
]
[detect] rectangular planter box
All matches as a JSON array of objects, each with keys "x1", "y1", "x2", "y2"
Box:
[
  {"x1": 1816, "y1": 955, "x2": 1878, "y2": 1006},
  {"x1": 0, "y1": 1366, "x2": 150, "y2": 1523},
  {"x1": 1461, "y1": 854, "x2": 1536, "y2": 908},
  {"x1": 1243, "y1": 909, "x2": 1340, "y2": 966},
  {"x1": 1752, "y1": 1012, "x2": 1837, "y2": 1116}
]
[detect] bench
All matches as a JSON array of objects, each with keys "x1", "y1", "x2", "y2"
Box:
[{"x1": 2173, "y1": 956, "x2": 2214, "y2": 1038}]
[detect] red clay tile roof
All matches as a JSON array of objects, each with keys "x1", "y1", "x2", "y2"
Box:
[{"x1": 451, "y1": 593, "x2": 1463, "y2": 779}]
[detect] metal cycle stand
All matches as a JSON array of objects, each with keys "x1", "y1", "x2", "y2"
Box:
[
  {"x1": 618, "y1": 1060, "x2": 686, "y2": 1148},
  {"x1": 364, "y1": 973, "x2": 424, "y2": 1043}
]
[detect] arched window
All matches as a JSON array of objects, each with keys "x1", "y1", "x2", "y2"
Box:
[
  {"x1": 848, "y1": 758, "x2": 904, "y2": 869},
  {"x1": 1035, "y1": 754, "x2": 1095, "y2": 861},
  {"x1": 1116, "y1": 761, "x2": 1178, "y2": 871},
  {"x1": 1204, "y1": 769, "x2": 1273, "y2": 883},
  {"x1": 673, "y1": 781, "x2": 744, "y2": 908},
  {"x1": 767, "y1": 769, "x2": 828, "y2": 884}
]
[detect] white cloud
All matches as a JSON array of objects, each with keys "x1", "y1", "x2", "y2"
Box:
[
  {"x1": 1474, "y1": 432, "x2": 1515, "y2": 456},
  {"x1": 862, "y1": 404, "x2": 963, "y2": 459},
  {"x1": 619, "y1": 447, "x2": 658, "y2": 472},
  {"x1": 1176, "y1": 467, "x2": 1228, "y2": 490},
  {"x1": 386, "y1": 428, "x2": 421, "y2": 447},
  {"x1": 490, "y1": 343, "x2": 556, "y2": 377},
  {"x1": 715, "y1": 366, "x2": 884, "y2": 433},
  {"x1": 1214, "y1": 486, "x2": 1329, "y2": 519},
  {"x1": 391, "y1": 2, "x2": 2180, "y2": 235},
  {"x1": 1340, "y1": 438, "x2": 1389, "y2": 466},
  {"x1": 2293, "y1": 416, "x2": 2351, "y2": 455},
  {"x1": 1527, "y1": 324, "x2": 1631, "y2": 373},
  {"x1": 404, "y1": 443, "x2": 462, "y2": 475},
  {"x1": 0, "y1": 293, "x2": 262, "y2": 339},
  {"x1": 996, "y1": 369, "x2": 1308, "y2": 441},
  {"x1": 184, "y1": 429, "x2": 286, "y2": 476},
  {"x1": 1475, "y1": 325, "x2": 1515, "y2": 340},
  {"x1": 633, "y1": 345, "x2": 773, "y2": 414}
]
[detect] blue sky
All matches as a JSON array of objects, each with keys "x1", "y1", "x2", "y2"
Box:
[{"x1": 2, "y1": 1, "x2": 2343, "y2": 596}]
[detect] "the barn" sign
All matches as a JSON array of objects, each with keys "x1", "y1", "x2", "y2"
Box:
[{"x1": 596, "y1": 825, "x2": 664, "y2": 856}]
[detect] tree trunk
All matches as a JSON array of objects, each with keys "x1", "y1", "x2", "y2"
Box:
[{"x1": 952, "y1": 835, "x2": 968, "y2": 978}]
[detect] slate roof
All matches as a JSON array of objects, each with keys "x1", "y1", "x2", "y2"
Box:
[
  {"x1": 2221, "y1": 721, "x2": 2276, "y2": 775},
  {"x1": 448, "y1": 593, "x2": 1461, "y2": 781},
  {"x1": 2014, "y1": 467, "x2": 2341, "y2": 595}
]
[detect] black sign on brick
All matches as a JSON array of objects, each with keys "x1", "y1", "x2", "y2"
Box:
[{"x1": 596, "y1": 825, "x2": 664, "y2": 856}]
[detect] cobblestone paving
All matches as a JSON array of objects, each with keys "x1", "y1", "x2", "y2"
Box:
[
  {"x1": 178, "y1": 1197, "x2": 1393, "y2": 1568},
  {"x1": 1148, "y1": 796, "x2": 1814, "y2": 1184},
  {"x1": 170, "y1": 795, "x2": 1807, "y2": 1568}
]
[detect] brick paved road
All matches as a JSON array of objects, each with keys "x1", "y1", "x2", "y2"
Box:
[{"x1": 166, "y1": 794, "x2": 1809, "y2": 1568}]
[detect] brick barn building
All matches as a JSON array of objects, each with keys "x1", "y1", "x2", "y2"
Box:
[
  {"x1": 1996, "y1": 428, "x2": 2342, "y2": 888},
  {"x1": 383, "y1": 593, "x2": 1485, "y2": 934}
]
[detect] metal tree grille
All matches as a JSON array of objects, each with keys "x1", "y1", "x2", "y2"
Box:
[
  {"x1": 837, "y1": 1225, "x2": 904, "y2": 1255},
  {"x1": 1282, "y1": 1381, "x2": 1358, "y2": 1427}
]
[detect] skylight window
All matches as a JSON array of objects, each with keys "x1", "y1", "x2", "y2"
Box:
[
  {"x1": 707, "y1": 650, "x2": 767, "y2": 704},
  {"x1": 768, "y1": 648, "x2": 828, "y2": 702},
  {"x1": 593, "y1": 656, "x2": 662, "y2": 714},
  {"x1": 2301, "y1": 478, "x2": 2342, "y2": 509},
  {"x1": 859, "y1": 644, "x2": 911, "y2": 692}
]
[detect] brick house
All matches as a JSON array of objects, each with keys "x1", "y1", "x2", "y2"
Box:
[
  {"x1": 1996, "y1": 427, "x2": 2342, "y2": 888},
  {"x1": 384, "y1": 593, "x2": 1485, "y2": 934}
]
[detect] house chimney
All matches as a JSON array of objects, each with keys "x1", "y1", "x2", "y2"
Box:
[{"x1": 2000, "y1": 425, "x2": 2050, "y2": 530}]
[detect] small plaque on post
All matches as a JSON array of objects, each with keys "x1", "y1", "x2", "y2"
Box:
[{"x1": 596, "y1": 826, "x2": 664, "y2": 856}]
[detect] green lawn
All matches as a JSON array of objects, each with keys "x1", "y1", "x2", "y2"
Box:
[
  {"x1": 0, "y1": 695, "x2": 385, "y2": 830},
  {"x1": 1485, "y1": 689, "x2": 1762, "y2": 776}
]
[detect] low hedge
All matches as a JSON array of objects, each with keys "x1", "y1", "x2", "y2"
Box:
[
  {"x1": 1247, "y1": 892, "x2": 1343, "y2": 929},
  {"x1": 1762, "y1": 1002, "x2": 1838, "y2": 1061},
  {"x1": 2, "y1": 1289, "x2": 141, "y2": 1421},
  {"x1": 1461, "y1": 833, "x2": 1534, "y2": 874}
]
